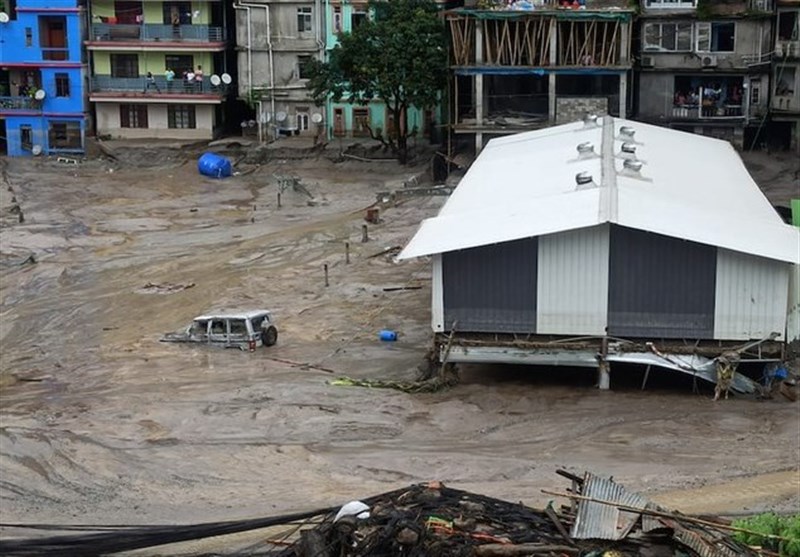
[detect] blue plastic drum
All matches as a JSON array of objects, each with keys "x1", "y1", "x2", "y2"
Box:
[
  {"x1": 197, "y1": 152, "x2": 233, "y2": 179},
  {"x1": 379, "y1": 330, "x2": 397, "y2": 342}
]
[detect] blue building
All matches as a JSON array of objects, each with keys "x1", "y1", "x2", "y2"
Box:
[{"x1": 0, "y1": 0, "x2": 86, "y2": 156}]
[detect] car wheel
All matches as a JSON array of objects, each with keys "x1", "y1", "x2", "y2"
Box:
[{"x1": 262, "y1": 326, "x2": 278, "y2": 347}]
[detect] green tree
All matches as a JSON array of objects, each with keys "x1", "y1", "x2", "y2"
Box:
[{"x1": 306, "y1": 0, "x2": 447, "y2": 164}]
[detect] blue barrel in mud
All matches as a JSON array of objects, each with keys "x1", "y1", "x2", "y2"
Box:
[
  {"x1": 197, "y1": 152, "x2": 233, "y2": 179},
  {"x1": 379, "y1": 330, "x2": 397, "y2": 342}
]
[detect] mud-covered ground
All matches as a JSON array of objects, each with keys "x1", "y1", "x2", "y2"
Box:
[{"x1": 0, "y1": 144, "x2": 798, "y2": 551}]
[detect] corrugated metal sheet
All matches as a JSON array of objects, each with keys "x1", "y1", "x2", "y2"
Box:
[
  {"x1": 397, "y1": 116, "x2": 800, "y2": 263},
  {"x1": 571, "y1": 473, "x2": 650, "y2": 540},
  {"x1": 537, "y1": 224, "x2": 609, "y2": 335},
  {"x1": 714, "y1": 249, "x2": 791, "y2": 341},
  {"x1": 442, "y1": 238, "x2": 537, "y2": 333},
  {"x1": 608, "y1": 225, "x2": 716, "y2": 339}
]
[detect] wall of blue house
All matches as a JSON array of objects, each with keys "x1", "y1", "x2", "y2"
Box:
[{"x1": 0, "y1": 0, "x2": 86, "y2": 156}]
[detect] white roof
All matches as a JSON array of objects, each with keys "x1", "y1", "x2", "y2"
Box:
[
  {"x1": 398, "y1": 117, "x2": 800, "y2": 263},
  {"x1": 194, "y1": 310, "x2": 271, "y2": 321}
]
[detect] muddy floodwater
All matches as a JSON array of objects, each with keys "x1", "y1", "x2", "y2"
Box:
[{"x1": 0, "y1": 149, "x2": 798, "y2": 543}]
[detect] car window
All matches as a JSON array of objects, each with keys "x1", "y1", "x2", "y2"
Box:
[
  {"x1": 191, "y1": 320, "x2": 208, "y2": 335},
  {"x1": 229, "y1": 319, "x2": 248, "y2": 336},
  {"x1": 251, "y1": 316, "x2": 265, "y2": 330},
  {"x1": 210, "y1": 320, "x2": 226, "y2": 335}
]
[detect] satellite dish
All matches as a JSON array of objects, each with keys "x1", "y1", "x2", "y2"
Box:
[
  {"x1": 248, "y1": 119, "x2": 256, "y2": 128},
  {"x1": 210, "y1": 74, "x2": 221, "y2": 86},
  {"x1": 275, "y1": 111, "x2": 287, "y2": 123},
  {"x1": 0, "y1": 12, "x2": 9, "y2": 23},
  {"x1": 32, "y1": 145, "x2": 42, "y2": 156},
  {"x1": 240, "y1": 121, "x2": 248, "y2": 128},
  {"x1": 34, "y1": 89, "x2": 46, "y2": 100},
  {"x1": 311, "y1": 113, "x2": 323, "y2": 124},
  {"x1": 221, "y1": 73, "x2": 232, "y2": 85}
]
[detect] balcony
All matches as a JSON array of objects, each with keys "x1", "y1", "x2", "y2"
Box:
[
  {"x1": 772, "y1": 95, "x2": 800, "y2": 112},
  {"x1": 89, "y1": 23, "x2": 224, "y2": 44},
  {"x1": 671, "y1": 104, "x2": 744, "y2": 119},
  {"x1": 776, "y1": 40, "x2": 800, "y2": 59},
  {"x1": 0, "y1": 96, "x2": 40, "y2": 111},
  {"x1": 90, "y1": 76, "x2": 224, "y2": 97}
]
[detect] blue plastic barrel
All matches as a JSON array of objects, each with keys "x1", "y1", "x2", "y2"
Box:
[
  {"x1": 379, "y1": 330, "x2": 397, "y2": 342},
  {"x1": 197, "y1": 152, "x2": 233, "y2": 179}
]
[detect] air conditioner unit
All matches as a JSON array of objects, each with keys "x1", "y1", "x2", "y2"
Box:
[
  {"x1": 701, "y1": 55, "x2": 718, "y2": 67},
  {"x1": 641, "y1": 56, "x2": 655, "y2": 68}
]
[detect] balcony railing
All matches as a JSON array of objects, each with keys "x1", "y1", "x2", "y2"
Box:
[
  {"x1": 42, "y1": 48, "x2": 69, "y2": 61},
  {"x1": 90, "y1": 23, "x2": 223, "y2": 43},
  {"x1": 775, "y1": 40, "x2": 799, "y2": 59},
  {"x1": 0, "y1": 96, "x2": 40, "y2": 110},
  {"x1": 772, "y1": 95, "x2": 800, "y2": 112},
  {"x1": 91, "y1": 76, "x2": 223, "y2": 95},
  {"x1": 671, "y1": 104, "x2": 744, "y2": 119}
]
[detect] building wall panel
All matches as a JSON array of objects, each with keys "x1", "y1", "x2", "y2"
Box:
[
  {"x1": 608, "y1": 226, "x2": 716, "y2": 339},
  {"x1": 537, "y1": 225, "x2": 609, "y2": 336},
  {"x1": 714, "y1": 249, "x2": 791, "y2": 341},
  {"x1": 442, "y1": 238, "x2": 537, "y2": 333}
]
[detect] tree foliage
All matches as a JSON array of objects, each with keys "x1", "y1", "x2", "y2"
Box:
[{"x1": 306, "y1": 0, "x2": 447, "y2": 163}]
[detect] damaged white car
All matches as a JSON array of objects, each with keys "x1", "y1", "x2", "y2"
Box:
[{"x1": 161, "y1": 310, "x2": 278, "y2": 351}]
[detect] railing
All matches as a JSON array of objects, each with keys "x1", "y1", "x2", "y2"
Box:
[
  {"x1": 772, "y1": 96, "x2": 800, "y2": 112},
  {"x1": 42, "y1": 48, "x2": 69, "y2": 61},
  {"x1": 644, "y1": 0, "x2": 697, "y2": 9},
  {"x1": 775, "y1": 40, "x2": 799, "y2": 59},
  {"x1": 671, "y1": 104, "x2": 744, "y2": 119},
  {"x1": 0, "y1": 96, "x2": 40, "y2": 110},
  {"x1": 749, "y1": 0, "x2": 774, "y2": 12},
  {"x1": 91, "y1": 76, "x2": 223, "y2": 95},
  {"x1": 90, "y1": 23, "x2": 223, "y2": 43}
]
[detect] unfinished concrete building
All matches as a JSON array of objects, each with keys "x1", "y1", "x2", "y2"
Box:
[
  {"x1": 635, "y1": 0, "x2": 774, "y2": 149},
  {"x1": 446, "y1": 0, "x2": 634, "y2": 154},
  {"x1": 770, "y1": 0, "x2": 800, "y2": 152},
  {"x1": 234, "y1": 0, "x2": 326, "y2": 141}
]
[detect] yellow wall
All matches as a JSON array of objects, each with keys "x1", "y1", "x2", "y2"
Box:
[
  {"x1": 93, "y1": 51, "x2": 214, "y2": 74},
  {"x1": 90, "y1": 1, "x2": 211, "y2": 25}
]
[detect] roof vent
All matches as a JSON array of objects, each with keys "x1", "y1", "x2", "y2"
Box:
[
  {"x1": 575, "y1": 171, "x2": 596, "y2": 190},
  {"x1": 576, "y1": 141, "x2": 596, "y2": 158},
  {"x1": 623, "y1": 159, "x2": 643, "y2": 173},
  {"x1": 583, "y1": 114, "x2": 599, "y2": 128},
  {"x1": 619, "y1": 126, "x2": 636, "y2": 140}
]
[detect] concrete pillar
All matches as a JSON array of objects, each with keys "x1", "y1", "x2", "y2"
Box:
[
  {"x1": 549, "y1": 73, "x2": 557, "y2": 123},
  {"x1": 620, "y1": 21, "x2": 630, "y2": 65},
  {"x1": 475, "y1": 19, "x2": 484, "y2": 153},
  {"x1": 598, "y1": 360, "x2": 611, "y2": 390},
  {"x1": 619, "y1": 72, "x2": 627, "y2": 118}
]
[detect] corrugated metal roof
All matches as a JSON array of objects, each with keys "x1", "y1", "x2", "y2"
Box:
[
  {"x1": 398, "y1": 117, "x2": 800, "y2": 263},
  {"x1": 571, "y1": 472, "x2": 650, "y2": 540}
]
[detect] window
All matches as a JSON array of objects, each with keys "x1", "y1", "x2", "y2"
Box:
[
  {"x1": 353, "y1": 107, "x2": 370, "y2": 137},
  {"x1": 643, "y1": 22, "x2": 693, "y2": 52},
  {"x1": 210, "y1": 320, "x2": 225, "y2": 335},
  {"x1": 168, "y1": 104, "x2": 196, "y2": 128},
  {"x1": 55, "y1": 73, "x2": 70, "y2": 97},
  {"x1": 163, "y1": 2, "x2": 191, "y2": 25},
  {"x1": 696, "y1": 22, "x2": 735, "y2": 52},
  {"x1": 297, "y1": 7, "x2": 312, "y2": 33},
  {"x1": 750, "y1": 79, "x2": 760, "y2": 104},
  {"x1": 352, "y1": 9, "x2": 367, "y2": 29},
  {"x1": 333, "y1": 7, "x2": 341, "y2": 32},
  {"x1": 111, "y1": 54, "x2": 139, "y2": 78},
  {"x1": 229, "y1": 319, "x2": 248, "y2": 336},
  {"x1": 20, "y1": 125, "x2": 32, "y2": 150},
  {"x1": 48, "y1": 121, "x2": 81, "y2": 149},
  {"x1": 119, "y1": 104, "x2": 148, "y2": 128},
  {"x1": 25, "y1": 27, "x2": 32, "y2": 47},
  {"x1": 777, "y1": 10, "x2": 799, "y2": 41},
  {"x1": 165, "y1": 54, "x2": 193, "y2": 76},
  {"x1": 296, "y1": 109, "x2": 309, "y2": 131},
  {"x1": 297, "y1": 55, "x2": 313, "y2": 79}
]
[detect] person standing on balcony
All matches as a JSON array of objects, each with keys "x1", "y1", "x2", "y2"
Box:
[
  {"x1": 171, "y1": 6, "x2": 181, "y2": 39},
  {"x1": 194, "y1": 65, "x2": 204, "y2": 92},
  {"x1": 144, "y1": 71, "x2": 161, "y2": 93},
  {"x1": 165, "y1": 68, "x2": 175, "y2": 92}
]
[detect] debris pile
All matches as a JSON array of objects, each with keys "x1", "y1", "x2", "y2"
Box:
[{"x1": 0, "y1": 472, "x2": 765, "y2": 556}]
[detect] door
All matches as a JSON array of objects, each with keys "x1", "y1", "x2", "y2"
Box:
[
  {"x1": 333, "y1": 107, "x2": 344, "y2": 137},
  {"x1": 115, "y1": 1, "x2": 143, "y2": 24},
  {"x1": 296, "y1": 111, "x2": 309, "y2": 133},
  {"x1": 209, "y1": 319, "x2": 227, "y2": 343}
]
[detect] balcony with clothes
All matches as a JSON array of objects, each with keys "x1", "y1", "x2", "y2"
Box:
[
  {"x1": 670, "y1": 77, "x2": 746, "y2": 120},
  {"x1": 87, "y1": 0, "x2": 225, "y2": 47}
]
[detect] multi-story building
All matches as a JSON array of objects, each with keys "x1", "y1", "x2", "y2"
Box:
[
  {"x1": 771, "y1": 0, "x2": 799, "y2": 151},
  {"x1": 445, "y1": 0, "x2": 634, "y2": 154},
  {"x1": 85, "y1": 0, "x2": 229, "y2": 140},
  {"x1": 635, "y1": 0, "x2": 773, "y2": 148},
  {"x1": 0, "y1": 0, "x2": 87, "y2": 156},
  {"x1": 234, "y1": 0, "x2": 326, "y2": 141}
]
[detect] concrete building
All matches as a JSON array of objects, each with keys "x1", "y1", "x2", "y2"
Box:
[
  {"x1": 446, "y1": 0, "x2": 634, "y2": 154},
  {"x1": 86, "y1": 0, "x2": 229, "y2": 140},
  {"x1": 0, "y1": 0, "x2": 87, "y2": 156},
  {"x1": 398, "y1": 115, "x2": 799, "y2": 391},
  {"x1": 635, "y1": 0, "x2": 773, "y2": 148},
  {"x1": 770, "y1": 0, "x2": 800, "y2": 152},
  {"x1": 234, "y1": 0, "x2": 326, "y2": 141}
]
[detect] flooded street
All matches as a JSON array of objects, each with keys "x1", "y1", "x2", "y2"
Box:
[{"x1": 1, "y1": 148, "x2": 798, "y2": 541}]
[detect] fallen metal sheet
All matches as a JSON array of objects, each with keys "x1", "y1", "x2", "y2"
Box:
[
  {"x1": 442, "y1": 346, "x2": 600, "y2": 367},
  {"x1": 606, "y1": 352, "x2": 758, "y2": 394},
  {"x1": 571, "y1": 473, "x2": 649, "y2": 540},
  {"x1": 669, "y1": 521, "x2": 743, "y2": 557}
]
